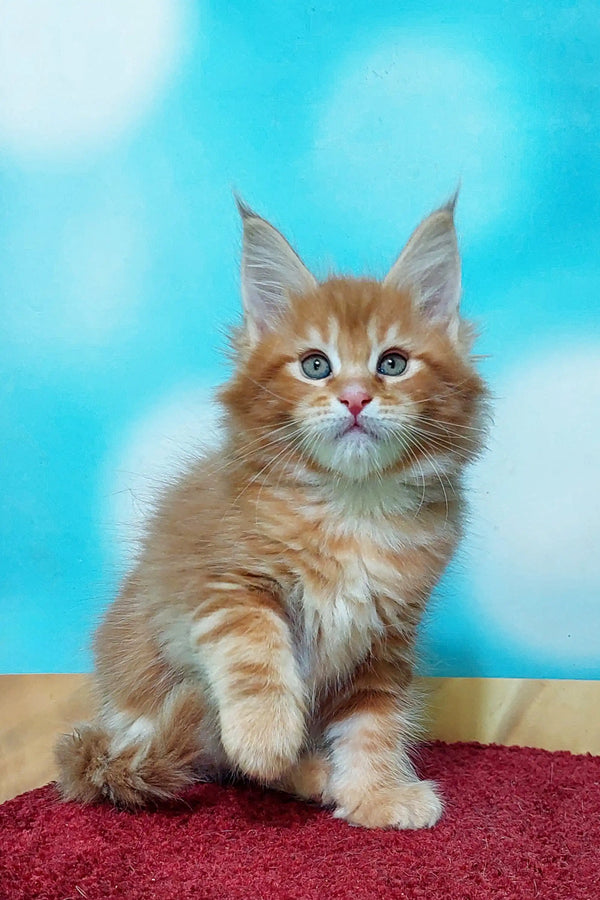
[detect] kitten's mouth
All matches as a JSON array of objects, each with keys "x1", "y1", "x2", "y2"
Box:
[{"x1": 341, "y1": 421, "x2": 373, "y2": 438}]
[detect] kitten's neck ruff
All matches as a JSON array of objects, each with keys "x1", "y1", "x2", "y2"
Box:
[
  {"x1": 227, "y1": 433, "x2": 461, "y2": 525},
  {"x1": 324, "y1": 469, "x2": 460, "y2": 520}
]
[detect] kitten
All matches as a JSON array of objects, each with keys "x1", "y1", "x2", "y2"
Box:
[{"x1": 56, "y1": 197, "x2": 487, "y2": 829}]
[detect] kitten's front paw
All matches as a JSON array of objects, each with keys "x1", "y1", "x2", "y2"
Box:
[
  {"x1": 333, "y1": 779, "x2": 443, "y2": 830},
  {"x1": 220, "y1": 694, "x2": 305, "y2": 781}
]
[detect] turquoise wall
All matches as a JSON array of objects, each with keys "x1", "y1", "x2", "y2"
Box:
[{"x1": 2, "y1": 0, "x2": 599, "y2": 676}]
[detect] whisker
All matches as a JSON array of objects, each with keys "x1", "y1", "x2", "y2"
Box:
[
  {"x1": 403, "y1": 414, "x2": 484, "y2": 435},
  {"x1": 254, "y1": 440, "x2": 306, "y2": 520},
  {"x1": 231, "y1": 440, "x2": 298, "y2": 509},
  {"x1": 203, "y1": 424, "x2": 304, "y2": 478},
  {"x1": 243, "y1": 375, "x2": 293, "y2": 405},
  {"x1": 400, "y1": 428, "x2": 476, "y2": 463}
]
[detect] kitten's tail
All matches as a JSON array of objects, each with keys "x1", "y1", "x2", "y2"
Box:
[{"x1": 55, "y1": 684, "x2": 205, "y2": 808}]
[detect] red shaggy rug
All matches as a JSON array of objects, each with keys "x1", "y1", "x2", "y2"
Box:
[{"x1": 1, "y1": 742, "x2": 598, "y2": 900}]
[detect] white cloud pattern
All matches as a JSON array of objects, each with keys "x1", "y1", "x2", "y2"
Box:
[
  {"x1": 467, "y1": 346, "x2": 600, "y2": 663},
  {"x1": 0, "y1": 0, "x2": 185, "y2": 160},
  {"x1": 312, "y1": 32, "x2": 527, "y2": 241},
  {"x1": 102, "y1": 384, "x2": 223, "y2": 568}
]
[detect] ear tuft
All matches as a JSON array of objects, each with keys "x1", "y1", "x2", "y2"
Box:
[
  {"x1": 384, "y1": 197, "x2": 462, "y2": 334},
  {"x1": 236, "y1": 197, "x2": 316, "y2": 341},
  {"x1": 234, "y1": 193, "x2": 254, "y2": 221},
  {"x1": 442, "y1": 183, "x2": 460, "y2": 216}
]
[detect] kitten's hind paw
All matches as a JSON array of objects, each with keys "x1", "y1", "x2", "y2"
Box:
[{"x1": 272, "y1": 752, "x2": 332, "y2": 802}]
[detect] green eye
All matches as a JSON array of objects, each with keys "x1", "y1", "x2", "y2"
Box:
[
  {"x1": 377, "y1": 351, "x2": 408, "y2": 377},
  {"x1": 301, "y1": 353, "x2": 332, "y2": 379}
]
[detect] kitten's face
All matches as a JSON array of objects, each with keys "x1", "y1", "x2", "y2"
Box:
[
  {"x1": 222, "y1": 199, "x2": 485, "y2": 482},
  {"x1": 226, "y1": 278, "x2": 483, "y2": 481}
]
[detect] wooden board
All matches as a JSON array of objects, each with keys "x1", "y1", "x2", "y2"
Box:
[{"x1": 1, "y1": 674, "x2": 599, "y2": 803}]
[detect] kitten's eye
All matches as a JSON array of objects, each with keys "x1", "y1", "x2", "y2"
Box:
[
  {"x1": 301, "y1": 353, "x2": 332, "y2": 380},
  {"x1": 377, "y1": 351, "x2": 408, "y2": 377}
]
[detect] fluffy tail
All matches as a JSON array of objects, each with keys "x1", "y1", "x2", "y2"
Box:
[{"x1": 55, "y1": 685, "x2": 205, "y2": 808}]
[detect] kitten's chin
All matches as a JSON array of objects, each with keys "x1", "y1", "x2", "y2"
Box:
[{"x1": 310, "y1": 431, "x2": 401, "y2": 481}]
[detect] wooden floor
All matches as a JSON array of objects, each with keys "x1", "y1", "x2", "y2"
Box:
[{"x1": 1, "y1": 674, "x2": 599, "y2": 804}]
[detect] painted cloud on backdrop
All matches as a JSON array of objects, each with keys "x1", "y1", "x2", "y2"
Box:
[
  {"x1": 467, "y1": 345, "x2": 600, "y2": 663},
  {"x1": 0, "y1": 0, "x2": 186, "y2": 160},
  {"x1": 103, "y1": 384, "x2": 223, "y2": 569},
  {"x1": 312, "y1": 31, "x2": 528, "y2": 241}
]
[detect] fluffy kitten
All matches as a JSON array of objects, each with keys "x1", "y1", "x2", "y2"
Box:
[{"x1": 56, "y1": 197, "x2": 487, "y2": 829}]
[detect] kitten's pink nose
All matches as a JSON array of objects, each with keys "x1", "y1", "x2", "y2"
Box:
[{"x1": 338, "y1": 387, "x2": 373, "y2": 420}]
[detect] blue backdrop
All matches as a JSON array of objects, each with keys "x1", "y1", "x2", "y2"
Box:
[{"x1": 1, "y1": 0, "x2": 599, "y2": 676}]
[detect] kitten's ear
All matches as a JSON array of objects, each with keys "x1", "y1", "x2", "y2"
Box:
[
  {"x1": 383, "y1": 196, "x2": 461, "y2": 336},
  {"x1": 236, "y1": 197, "x2": 317, "y2": 340}
]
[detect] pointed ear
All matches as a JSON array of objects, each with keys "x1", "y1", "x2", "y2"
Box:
[
  {"x1": 236, "y1": 197, "x2": 317, "y2": 340},
  {"x1": 383, "y1": 198, "x2": 461, "y2": 335}
]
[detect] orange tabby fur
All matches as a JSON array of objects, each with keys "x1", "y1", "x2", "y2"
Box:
[{"x1": 56, "y1": 199, "x2": 487, "y2": 829}]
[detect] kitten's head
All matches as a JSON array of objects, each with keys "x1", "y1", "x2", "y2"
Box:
[{"x1": 221, "y1": 198, "x2": 486, "y2": 482}]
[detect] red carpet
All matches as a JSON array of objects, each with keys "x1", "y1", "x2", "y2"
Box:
[{"x1": 1, "y1": 742, "x2": 598, "y2": 900}]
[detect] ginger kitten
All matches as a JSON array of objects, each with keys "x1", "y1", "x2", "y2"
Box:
[{"x1": 56, "y1": 197, "x2": 487, "y2": 829}]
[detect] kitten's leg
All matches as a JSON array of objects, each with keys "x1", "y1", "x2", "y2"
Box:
[
  {"x1": 55, "y1": 682, "x2": 211, "y2": 807},
  {"x1": 272, "y1": 751, "x2": 332, "y2": 802},
  {"x1": 323, "y1": 655, "x2": 442, "y2": 830},
  {"x1": 193, "y1": 588, "x2": 306, "y2": 781}
]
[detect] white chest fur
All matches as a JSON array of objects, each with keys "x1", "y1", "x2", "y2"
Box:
[
  {"x1": 276, "y1": 477, "x2": 445, "y2": 690},
  {"x1": 292, "y1": 548, "x2": 387, "y2": 688}
]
